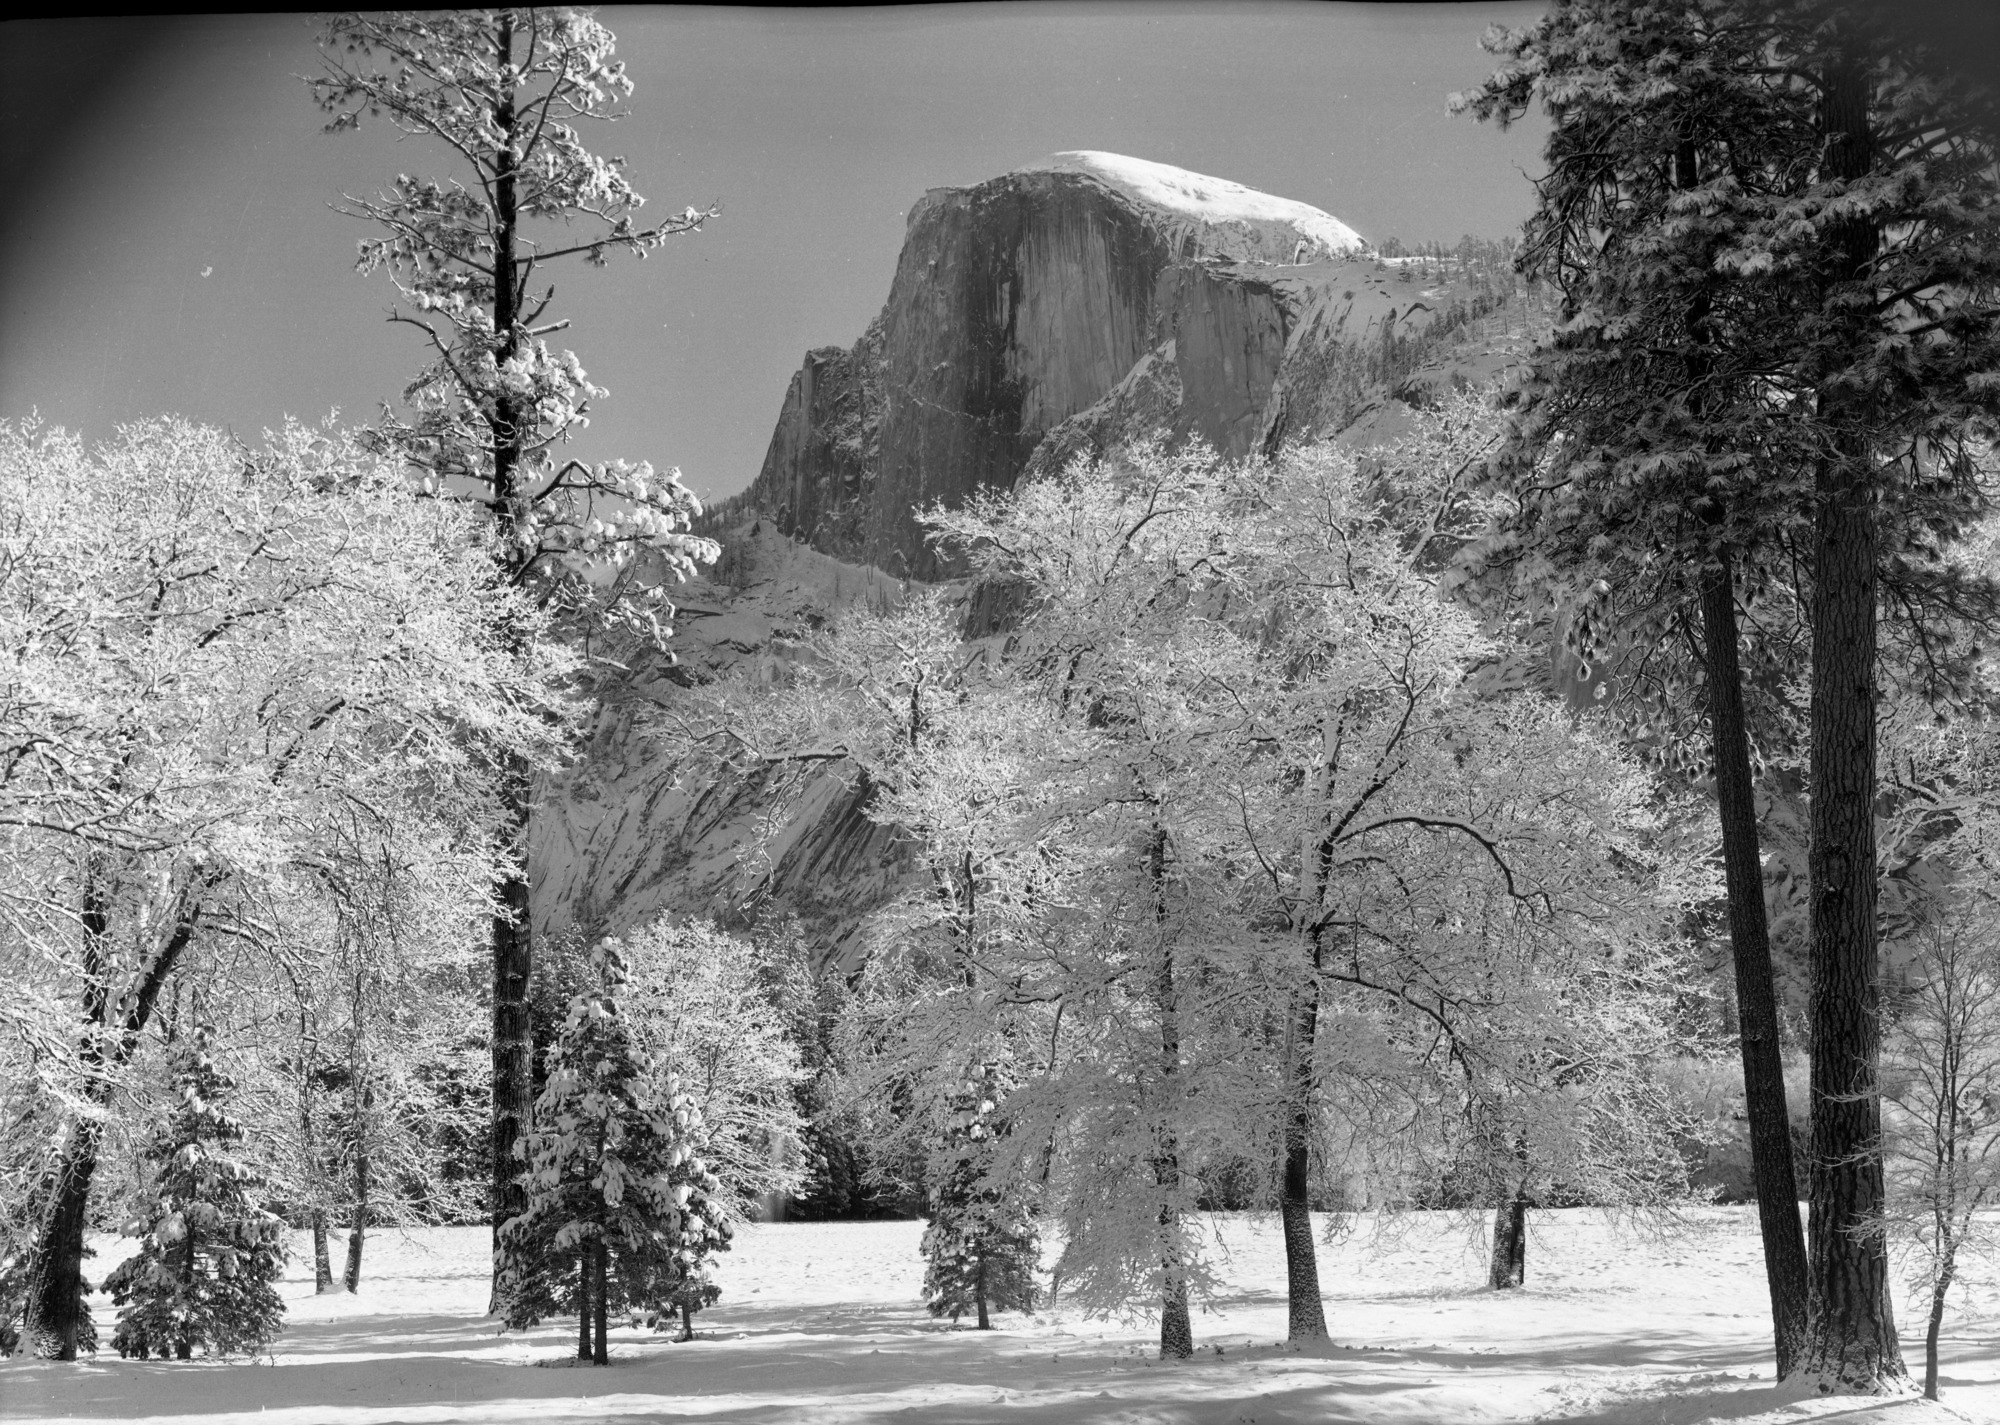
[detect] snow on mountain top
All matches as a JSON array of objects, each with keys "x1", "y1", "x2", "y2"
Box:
[{"x1": 1018, "y1": 150, "x2": 1365, "y2": 257}]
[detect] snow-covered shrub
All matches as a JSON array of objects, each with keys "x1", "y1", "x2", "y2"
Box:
[{"x1": 104, "y1": 1026, "x2": 285, "y2": 1360}]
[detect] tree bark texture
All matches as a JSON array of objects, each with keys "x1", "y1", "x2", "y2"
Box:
[
  {"x1": 1798, "y1": 55, "x2": 1907, "y2": 1395},
  {"x1": 975, "y1": 1253, "x2": 991, "y2": 1331},
  {"x1": 1700, "y1": 555, "x2": 1811, "y2": 1376},
  {"x1": 26, "y1": 888, "x2": 201, "y2": 1358},
  {"x1": 312, "y1": 1212, "x2": 333, "y2": 1294},
  {"x1": 577, "y1": 1251, "x2": 593, "y2": 1361},
  {"x1": 488, "y1": 784, "x2": 534, "y2": 1312},
  {"x1": 591, "y1": 1241, "x2": 609, "y2": 1366},
  {"x1": 1923, "y1": 1256, "x2": 1952, "y2": 1400},
  {"x1": 484, "y1": 12, "x2": 538, "y2": 1319},
  {"x1": 1488, "y1": 1192, "x2": 1527, "y2": 1290},
  {"x1": 22, "y1": 1121, "x2": 101, "y2": 1361},
  {"x1": 1148, "y1": 823, "x2": 1195, "y2": 1361},
  {"x1": 1280, "y1": 984, "x2": 1329, "y2": 1340}
]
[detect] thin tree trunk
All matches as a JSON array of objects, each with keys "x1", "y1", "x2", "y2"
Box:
[
  {"x1": 591, "y1": 1240, "x2": 609, "y2": 1366},
  {"x1": 678, "y1": 1300, "x2": 694, "y2": 1343},
  {"x1": 312, "y1": 1212, "x2": 333, "y2": 1294},
  {"x1": 1280, "y1": 984, "x2": 1329, "y2": 1341},
  {"x1": 1798, "y1": 54, "x2": 1906, "y2": 1395},
  {"x1": 344, "y1": 991, "x2": 371, "y2": 1294},
  {"x1": 975, "y1": 1252, "x2": 990, "y2": 1331},
  {"x1": 1923, "y1": 1253, "x2": 1953, "y2": 1400},
  {"x1": 1147, "y1": 824, "x2": 1195, "y2": 1360},
  {"x1": 577, "y1": 1251, "x2": 592, "y2": 1361},
  {"x1": 1699, "y1": 553, "x2": 1811, "y2": 1375},
  {"x1": 490, "y1": 790, "x2": 534, "y2": 1313}
]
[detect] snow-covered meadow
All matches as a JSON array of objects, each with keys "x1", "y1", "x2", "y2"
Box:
[{"x1": 4, "y1": 1208, "x2": 1994, "y2": 1425}]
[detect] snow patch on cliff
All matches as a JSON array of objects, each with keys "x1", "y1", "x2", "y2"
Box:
[{"x1": 1020, "y1": 150, "x2": 1365, "y2": 259}]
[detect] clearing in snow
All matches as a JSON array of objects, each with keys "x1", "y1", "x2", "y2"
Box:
[{"x1": 3, "y1": 1208, "x2": 1995, "y2": 1424}]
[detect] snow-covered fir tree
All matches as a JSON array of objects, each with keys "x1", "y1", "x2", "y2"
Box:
[
  {"x1": 921, "y1": 1062, "x2": 1039, "y2": 1329},
  {"x1": 500, "y1": 941, "x2": 724, "y2": 1363},
  {"x1": 103, "y1": 1025, "x2": 285, "y2": 1360}
]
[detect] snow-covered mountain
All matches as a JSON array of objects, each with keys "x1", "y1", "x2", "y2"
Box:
[
  {"x1": 539, "y1": 156, "x2": 1545, "y2": 961},
  {"x1": 1017, "y1": 151, "x2": 1366, "y2": 262},
  {"x1": 727, "y1": 151, "x2": 1520, "y2": 580}
]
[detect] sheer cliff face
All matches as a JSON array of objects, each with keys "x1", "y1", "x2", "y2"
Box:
[
  {"x1": 746, "y1": 152, "x2": 1372, "y2": 579},
  {"x1": 865, "y1": 173, "x2": 1173, "y2": 577}
]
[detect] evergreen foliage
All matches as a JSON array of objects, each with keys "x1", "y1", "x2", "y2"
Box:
[
  {"x1": 103, "y1": 1026, "x2": 285, "y2": 1360},
  {"x1": 920, "y1": 1063, "x2": 1039, "y2": 1328},
  {"x1": 499, "y1": 941, "x2": 727, "y2": 1359}
]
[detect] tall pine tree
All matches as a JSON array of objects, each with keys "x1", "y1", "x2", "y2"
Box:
[
  {"x1": 309, "y1": 11, "x2": 718, "y2": 1313},
  {"x1": 1460, "y1": 0, "x2": 2000, "y2": 1391}
]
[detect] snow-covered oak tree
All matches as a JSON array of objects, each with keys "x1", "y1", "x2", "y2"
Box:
[
  {"x1": 927, "y1": 435, "x2": 1707, "y2": 1347},
  {"x1": 309, "y1": 9, "x2": 720, "y2": 1299},
  {"x1": 0, "y1": 416, "x2": 569, "y2": 1359}
]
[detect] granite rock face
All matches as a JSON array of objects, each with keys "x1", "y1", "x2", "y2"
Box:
[
  {"x1": 548, "y1": 159, "x2": 1543, "y2": 965},
  {"x1": 743, "y1": 151, "x2": 1421, "y2": 578}
]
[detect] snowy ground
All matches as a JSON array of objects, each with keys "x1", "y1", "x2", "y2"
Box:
[{"x1": 4, "y1": 1209, "x2": 1996, "y2": 1425}]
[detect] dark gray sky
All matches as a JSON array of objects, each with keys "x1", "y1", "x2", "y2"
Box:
[{"x1": 0, "y1": 4, "x2": 1548, "y2": 503}]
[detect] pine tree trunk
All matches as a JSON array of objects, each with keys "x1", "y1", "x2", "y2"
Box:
[
  {"x1": 577, "y1": 1252, "x2": 592, "y2": 1361},
  {"x1": 1280, "y1": 984, "x2": 1328, "y2": 1341},
  {"x1": 312, "y1": 1212, "x2": 332, "y2": 1294},
  {"x1": 678, "y1": 1301, "x2": 694, "y2": 1343},
  {"x1": 976, "y1": 1252, "x2": 990, "y2": 1330},
  {"x1": 22, "y1": 1120, "x2": 101, "y2": 1361},
  {"x1": 1488, "y1": 1193, "x2": 1527, "y2": 1289},
  {"x1": 484, "y1": 11, "x2": 538, "y2": 1320},
  {"x1": 1798, "y1": 54, "x2": 1907, "y2": 1396},
  {"x1": 591, "y1": 1241, "x2": 609, "y2": 1366},
  {"x1": 489, "y1": 789, "x2": 533, "y2": 1314},
  {"x1": 1699, "y1": 554, "x2": 1811, "y2": 1375}
]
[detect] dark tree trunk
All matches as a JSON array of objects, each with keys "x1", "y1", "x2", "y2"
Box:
[
  {"x1": 678, "y1": 1300, "x2": 694, "y2": 1343},
  {"x1": 1488, "y1": 1192, "x2": 1527, "y2": 1289},
  {"x1": 1798, "y1": 55, "x2": 1906, "y2": 1395},
  {"x1": 489, "y1": 816, "x2": 533, "y2": 1311},
  {"x1": 577, "y1": 1251, "x2": 593, "y2": 1361},
  {"x1": 591, "y1": 1241, "x2": 609, "y2": 1366},
  {"x1": 1147, "y1": 823, "x2": 1195, "y2": 1361},
  {"x1": 26, "y1": 886, "x2": 202, "y2": 1359},
  {"x1": 975, "y1": 1253, "x2": 990, "y2": 1330},
  {"x1": 344, "y1": 1002, "x2": 371, "y2": 1294},
  {"x1": 22, "y1": 1121, "x2": 101, "y2": 1361},
  {"x1": 484, "y1": 11, "x2": 537, "y2": 1319},
  {"x1": 1923, "y1": 1255, "x2": 1952, "y2": 1400},
  {"x1": 342, "y1": 1205, "x2": 366, "y2": 1293},
  {"x1": 1279, "y1": 982, "x2": 1329, "y2": 1341},
  {"x1": 312, "y1": 1212, "x2": 333, "y2": 1294},
  {"x1": 1699, "y1": 553, "x2": 1811, "y2": 1375}
]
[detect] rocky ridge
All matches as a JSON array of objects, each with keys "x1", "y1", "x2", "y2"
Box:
[{"x1": 728, "y1": 152, "x2": 1527, "y2": 579}]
